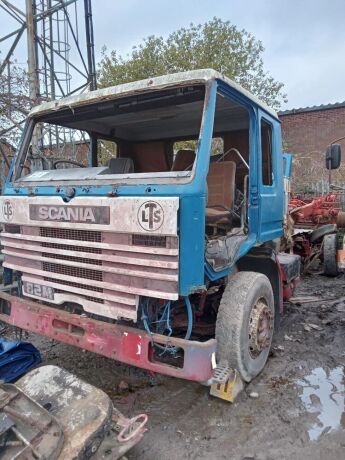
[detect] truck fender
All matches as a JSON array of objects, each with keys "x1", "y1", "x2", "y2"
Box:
[{"x1": 236, "y1": 248, "x2": 283, "y2": 330}]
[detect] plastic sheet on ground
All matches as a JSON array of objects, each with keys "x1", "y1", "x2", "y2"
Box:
[{"x1": 0, "y1": 338, "x2": 41, "y2": 382}]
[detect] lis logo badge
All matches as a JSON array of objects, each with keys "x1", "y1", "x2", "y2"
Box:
[
  {"x1": 3, "y1": 200, "x2": 13, "y2": 221},
  {"x1": 138, "y1": 201, "x2": 164, "y2": 231}
]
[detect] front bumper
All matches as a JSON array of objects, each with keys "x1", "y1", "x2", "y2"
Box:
[{"x1": 0, "y1": 291, "x2": 216, "y2": 383}]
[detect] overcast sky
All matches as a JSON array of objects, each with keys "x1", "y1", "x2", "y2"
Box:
[
  {"x1": 93, "y1": 0, "x2": 345, "y2": 110},
  {"x1": 1, "y1": 0, "x2": 345, "y2": 110}
]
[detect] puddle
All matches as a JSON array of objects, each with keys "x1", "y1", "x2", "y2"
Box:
[{"x1": 297, "y1": 366, "x2": 345, "y2": 441}]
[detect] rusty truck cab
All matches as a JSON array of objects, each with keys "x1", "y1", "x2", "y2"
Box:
[{"x1": 0, "y1": 70, "x2": 298, "y2": 388}]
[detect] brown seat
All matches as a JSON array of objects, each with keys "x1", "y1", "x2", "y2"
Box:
[
  {"x1": 171, "y1": 149, "x2": 195, "y2": 171},
  {"x1": 206, "y1": 161, "x2": 236, "y2": 224}
]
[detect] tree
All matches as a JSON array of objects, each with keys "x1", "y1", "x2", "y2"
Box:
[
  {"x1": 0, "y1": 62, "x2": 30, "y2": 145},
  {"x1": 98, "y1": 17, "x2": 287, "y2": 110}
]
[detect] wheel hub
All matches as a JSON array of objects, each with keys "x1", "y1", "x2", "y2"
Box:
[{"x1": 249, "y1": 300, "x2": 273, "y2": 357}]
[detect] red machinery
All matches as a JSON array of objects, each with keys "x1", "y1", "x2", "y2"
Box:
[
  {"x1": 289, "y1": 193, "x2": 345, "y2": 275},
  {"x1": 289, "y1": 193, "x2": 345, "y2": 228}
]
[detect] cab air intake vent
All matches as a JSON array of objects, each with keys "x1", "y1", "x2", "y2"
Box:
[{"x1": 132, "y1": 234, "x2": 167, "y2": 248}]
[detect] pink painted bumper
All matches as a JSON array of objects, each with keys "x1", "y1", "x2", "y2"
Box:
[{"x1": 0, "y1": 291, "x2": 216, "y2": 383}]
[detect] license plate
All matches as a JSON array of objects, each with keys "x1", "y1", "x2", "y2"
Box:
[{"x1": 23, "y1": 281, "x2": 55, "y2": 300}]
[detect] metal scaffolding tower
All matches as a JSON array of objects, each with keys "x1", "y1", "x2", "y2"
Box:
[{"x1": 0, "y1": 0, "x2": 96, "y2": 169}]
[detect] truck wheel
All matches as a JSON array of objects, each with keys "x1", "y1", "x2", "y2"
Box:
[
  {"x1": 323, "y1": 233, "x2": 338, "y2": 276},
  {"x1": 215, "y1": 271, "x2": 274, "y2": 382},
  {"x1": 310, "y1": 224, "x2": 337, "y2": 243}
]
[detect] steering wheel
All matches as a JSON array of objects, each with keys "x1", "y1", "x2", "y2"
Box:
[{"x1": 53, "y1": 159, "x2": 86, "y2": 169}]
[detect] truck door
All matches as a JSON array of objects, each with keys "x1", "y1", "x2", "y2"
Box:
[{"x1": 258, "y1": 111, "x2": 284, "y2": 242}]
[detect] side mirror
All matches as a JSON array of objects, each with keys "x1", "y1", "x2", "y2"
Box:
[{"x1": 326, "y1": 144, "x2": 341, "y2": 170}]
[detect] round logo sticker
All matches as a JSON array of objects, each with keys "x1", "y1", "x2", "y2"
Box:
[
  {"x1": 138, "y1": 201, "x2": 164, "y2": 231},
  {"x1": 3, "y1": 200, "x2": 13, "y2": 222}
]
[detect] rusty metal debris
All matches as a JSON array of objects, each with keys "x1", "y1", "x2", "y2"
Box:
[
  {"x1": 0, "y1": 365, "x2": 147, "y2": 459},
  {"x1": 0, "y1": 383, "x2": 64, "y2": 459},
  {"x1": 303, "y1": 323, "x2": 324, "y2": 332},
  {"x1": 289, "y1": 295, "x2": 324, "y2": 304}
]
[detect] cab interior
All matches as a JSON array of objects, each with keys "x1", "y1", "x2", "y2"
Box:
[{"x1": 18, "y1": 87, "x2": 263, "y2": 237}]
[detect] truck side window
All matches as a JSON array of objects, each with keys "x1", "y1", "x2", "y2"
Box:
[
  {"x1": 97, "y1": 139, "x2": 117, "y2": 166},
  {"x1": 261, "y1": 119, "x2": 273, "y2": 186}
]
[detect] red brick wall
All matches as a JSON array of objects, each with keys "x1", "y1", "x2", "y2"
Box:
[{"x1": 279, "y1": 106, "x2": 345, "y2": 192}]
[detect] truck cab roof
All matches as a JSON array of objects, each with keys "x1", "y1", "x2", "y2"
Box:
[{"x1": 29, "y1": 68, "x2": 278, "y2": 120}]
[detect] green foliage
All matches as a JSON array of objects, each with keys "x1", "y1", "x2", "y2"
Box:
[
  {"x1": 98, "y1": 17, "x2": 287, "y2": 110},
  {"x1": 97, "y1": 139, "x2": 117, "y2": 166}
]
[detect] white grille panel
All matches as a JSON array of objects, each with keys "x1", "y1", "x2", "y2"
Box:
[{"x1": 2, "y1": 226, "x2": 179, "y2": 321}]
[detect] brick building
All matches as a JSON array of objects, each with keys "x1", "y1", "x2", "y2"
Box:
[{"x1": 279, "y1": 102, "x2": 345, "y2": 193}]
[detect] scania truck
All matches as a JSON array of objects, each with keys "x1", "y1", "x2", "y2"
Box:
[{"x1": 0, "y1": 69, "x2": 300, "y2": 398}]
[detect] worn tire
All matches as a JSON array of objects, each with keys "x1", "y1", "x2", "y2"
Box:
[
  {"x1": 215, "y1": 271, "x2": 274, "y2": 383},
  {"x1": 323, "y1": 233, "x2": 338, "y2": 276},
  {"x1": 310, "y1": 224, "x2": 337, "y2": 243}
]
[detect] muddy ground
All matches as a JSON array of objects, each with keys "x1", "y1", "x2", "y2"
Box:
[{"x1": 3, "y1": 273, "x2": 345, "y2": 460}]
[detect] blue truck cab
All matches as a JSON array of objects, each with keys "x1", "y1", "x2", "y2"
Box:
[{"x1": 0, "y1": 70, "x2": 299, "y2": 388}]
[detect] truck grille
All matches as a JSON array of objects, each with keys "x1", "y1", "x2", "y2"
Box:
[
  {"x1": 42, "y1": 241, "x2": 102, "y2": 254},
  {"x1": 42, "y1": 261, "x2": 104, "y2": 282},
  {"x1": 45, "y1": 277, "x2": 103, "y2": 293},
  {"x1": 2, "y1": 225, "x2": 179, "y2": 321},
  {"x1": 40, "y1": 227, "x2": 102, "y2": 243}
]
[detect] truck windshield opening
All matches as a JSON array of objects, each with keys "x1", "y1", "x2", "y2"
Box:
[{"x1": 14, "y1": 85, "x2": 206, "y2": 184}]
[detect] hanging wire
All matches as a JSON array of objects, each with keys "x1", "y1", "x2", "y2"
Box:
[{"x1": 141, "y1": 297, "x2": 193, "y2": 355}]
